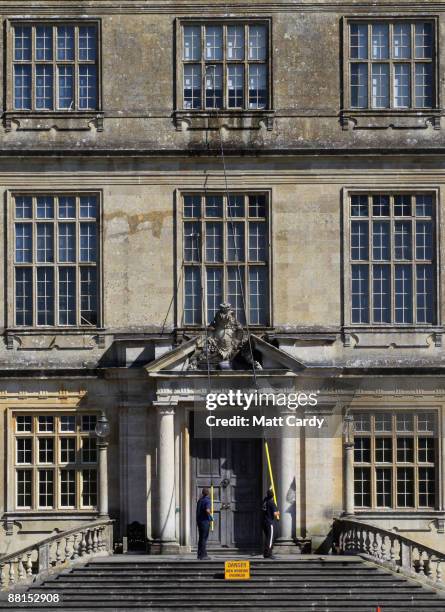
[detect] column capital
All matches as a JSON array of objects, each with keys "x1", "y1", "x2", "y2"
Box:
[{"x1": 154, "y1": 401, "x2": 177, "y2": 416}]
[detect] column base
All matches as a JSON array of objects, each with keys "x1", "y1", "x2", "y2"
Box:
[
  {"x1": 149, "y1": 539, "x2": 180, "y2": 555},
  {"x1": 274, "y1": 537, "x2": 312, "y2": 554}
]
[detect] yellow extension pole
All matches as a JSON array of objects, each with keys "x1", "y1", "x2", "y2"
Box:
[
  {"x1": 264, "y1": 440, "x2": 279, "y2": 519},
  {"x1": 210, "y1": 484, "x2": 214, "y2": 531}
]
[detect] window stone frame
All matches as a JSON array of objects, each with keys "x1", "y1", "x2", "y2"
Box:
[
  {"x1": 173, "y1": 17, "x2": 274, "y2": 131},
  {"x1": 4, "y1": 18, "x2": 104, "y2": 132},
  {"x1": 341, "y1": 16, "x2": 441, "y2": 130}
]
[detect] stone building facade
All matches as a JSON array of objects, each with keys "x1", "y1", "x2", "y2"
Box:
[{"x1": 1, "y1": 0, "x2": 445, "y2": 556}]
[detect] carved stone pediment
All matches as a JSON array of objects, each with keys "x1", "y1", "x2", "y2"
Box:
[{"x1": 187, "y1": 303, "x2": 262, "y2": 371}]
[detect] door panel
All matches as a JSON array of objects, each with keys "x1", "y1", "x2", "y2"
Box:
[{"x1": 191, "y1": 433, "x2": 261, "y2": 548}]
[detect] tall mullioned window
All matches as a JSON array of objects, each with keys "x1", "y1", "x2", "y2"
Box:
[
  {"x1": 182, "y1": 23, "x2": 269, "y2": 110},
  {"x1": 12, "y1": 23, "x2": 98, "y2": 111},
  {"x1": 349, "y1": 193, "x2": 435, "y2": 325},
  {"x1": 13, "y1": 194, "x2": 99, "y2": 327},
  {"x1": 348, "y1": 21, "x2": 435, "y2": 109},
  {"x1": 182, "y1": 193, "x2": 269, "y2": 326},
  {"x1": 14, "y1": 413, "x2": 98, "y2": 510},
  {"x1": 353, "y1": 412, "x2": 436, "y2": 510}
]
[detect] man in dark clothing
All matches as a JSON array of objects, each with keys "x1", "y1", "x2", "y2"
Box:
[
  {"x1": 196, "y1": 487, "x2": 213, "y2": 560},
  {"x1": 262, "y1": 488, "x2": 280, "y2": 558}
]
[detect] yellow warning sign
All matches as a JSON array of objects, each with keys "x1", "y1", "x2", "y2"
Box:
[{"x1": 224, "y1": 560, "x2": 250, "y2": 580}]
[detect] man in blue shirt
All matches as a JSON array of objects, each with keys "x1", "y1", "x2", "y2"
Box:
[{"x1": 196, "y1": 487, "x2": 213, "y2": 560}]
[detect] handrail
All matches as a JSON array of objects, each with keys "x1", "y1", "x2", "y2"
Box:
[
  {"x1": 0, "y1": 518, "x2": 113, "y2": 591},
  {"x1": 333, "y1": 517, "x2": 445, "y2": 588}
]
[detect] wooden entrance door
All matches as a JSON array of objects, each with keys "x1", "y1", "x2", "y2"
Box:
[{"x1": 191, "y1": 437, "x2": 262, "y2": 549}]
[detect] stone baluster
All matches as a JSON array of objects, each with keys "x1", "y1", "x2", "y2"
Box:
[
  {"x1": 436, "y1": 560, "x2": 443, "y2": 583},
  {"x1": 8, "y1": 560, "x2": 16, "y2": 585},
  {"x1": 72, "y1": 533, "x2": 79, "y2": 559},
  {"x1": 17, "y1": 555, "x2": 25, "y2": 581},
  {"x1": 418, "y1": 548, "x2": 425, "y2": 575},
  {"x1": 0, "y1": 563, "x2": 6, "y2": 589},
  {"x1": 80, "y1": 531, "x2": 87, "y2": 556},
  {"x1": 25, "y1": 552, "x2": 33, "y2": 577},
  {"x1": 55, "y1": 539, "x2": 63, "y2": 564},
  {"x1": 64, "y1": 536, "x2": 70, "y2": 562},
  {"x1": 92, "y1": 528, "x2": 98, "y2": 553},
  {"x1": 389, "y1": 536, "x2": 398, "y2": 566},
  {"x1": 87, "y1": 530, "x2": 93, "y2": 554}
]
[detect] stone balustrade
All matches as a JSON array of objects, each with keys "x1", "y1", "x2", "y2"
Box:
[
  {"x1": 333, "y1": 518, "x2": 445, "y2": 587},
  {"x1": 0, "y1": 519, "x2": 113, "y2": 591}
]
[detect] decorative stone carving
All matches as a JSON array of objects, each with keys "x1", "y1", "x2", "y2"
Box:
[{"x1": 188, "y1": 302, "x2": 262, "y2": 370}]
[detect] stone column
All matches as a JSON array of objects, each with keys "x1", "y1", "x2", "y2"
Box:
[
  {"x1": 156, "y1": 403, "x2": 179, "y2": 553},
  {"x1": 98, "y1": 441, "x2": 109, "y2": 516},
  {"x1": 344, "y1": 441, "x2": 355, "y2": 515},
  {"x1": 274, "y1": 434, "x2": 297, "y2": 552}
]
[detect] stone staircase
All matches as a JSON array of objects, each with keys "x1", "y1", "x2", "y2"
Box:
[{"x1": 1, "y1": 555, "x2": 445, "y2": 611}]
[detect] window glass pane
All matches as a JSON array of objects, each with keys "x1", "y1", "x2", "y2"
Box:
[
  {"x1": 371, "y1": 23, "x2": 389, "y2": 59},
  {"x1": 59, "y1": 196, "x2": 76, "y2": 218},
  {"x1": 372, "y1": 195, "x2": 390, "y2": 216},
  {"x1": 38, "y1": 438, "x2": 54, "y2": 463},
  {"x1": 227, "y1": 267, "x2": 246, "y2": 325},
  {"x1": 60, "y1": 469, "x2": 76, "y2": 507},
  {"x1": 376, "y1": 468, "x2": 392, "y2": 507},
  {"x1": 16, "y1": 438, "x2": 32, "y2": 464},
  {"x1": 16, "y1": 416, "x2": 32, "y2": 432},
  {"x1": 184, "y1": 195, "x2": 201, "y2": 218},
  {"x1": 394, "y1": 264, "x2": 413, "y2": 323},
  {"x1": 14, "y1": 26, "x2": 31, "y2": 61},
  {"x1": 79, "y1": 195, "x2": 97, "y2": 218},
  {"x1": 375, "y1": 438, "x2": 392, "y2": 462},
  {"x1": 350, "y1": 24, "x2": 368, "y2": 59},
  {"x1": 394, "y1": 221, "x2": 412, "y2": 259},
  {"x1": 351, "y1": 264, "x2": 369, "y2": 323},
  {"x1": 59, "y1": 222, "x2": 76, "y2": 262},
  {"x1": 205, "y1": 26, "x2": 223, "y2": 60},
  {"x1": 351, "y1": 221, "x2": 368, "y2": 260},
  {"x1": 36, "y1": 196, "x2": 54, "y2": 219},
  {"x1": 15, "y1": 195, "x2": 33, "y2": 219},
  {"x1": 60, "y1": 438, "x2": 76, "y2": 462},
  {"x1": 415, "y1": 194, "x2": 433, "y2": 217},
  {"x1": 79, "y1": 65, "x2": 97, "y2": 109},
  {"x1": 81, "y1": 469, "x2": 97, "y2": 506},
  {"x1": 58, "y1": 65, "x2": 74, "y2": 109},
  {"x1": 354, "y1": 437, "x2": 371, "y2": 462},
  {"x1": 371, "y1": 63, "x2": 389, "y2": 108},
  {"x1": 372, "y1": 264, "x2": 391, "y2": 323},
  {"x1": 394, "y1": 64, "x2": 410, "y2": 108},
  {"x1": 393, "y1": 23, "x2": 411, "y2": 59},
  {"x1": 183, "y1": 25, "x2": 201, "y2": 61},
  {"x1": 417, "y1": 412, "x2": 435, "y2": 433},
  {"x1": 183, "y1": 64, "x2": 201, "y2": 109},
  {"x1": 372, "y1": 221, "x2": 390, "y2": 260},
  {"x1": 351, "y1": 195, "x2": 368, "y2": 217},
  {"x1": 36, "y1": 267, "x2": 54, "y2": 325},
  {"x1": 228, "y1": 195, "x2": 245, "y2": 218},
  {"x1": 248, "y1": 195, "x2": 266, "y2": 217},
  {"x1": 415, "y1": 22, "x2": 433, "y2": 59},
  {"x1": 397, "y1": 467, "x2": 414, "y2": 507},
  {"x1": 184, "y1": 267, "x2": 201, "y2": 325},
  {"x1": 248, "y1": 25, "x2": 266, "y2": 60},
  {"x1": 249, "y1": 266, "x2": 267, "y2": 325},
  {"x1": 79, "y1": 223, "x2": 97, "y2": 262},
  {"x1": 227, "y1": 222, "x2": 245, "y2": 262},
  {"x1": 397, "y1": 437, "x2": 414, "y2": 462},
  {"x1": 205, "y1": 195, "x2": 223, "y2": 217},
  {"x1": 418, "y1": 467, "x2": 435, "y2": 507},
  {"x1": 205, "y1": 65, "x2": 222, "y2": 109},
  {"x1": 57, "y1": 26, "x2": 74, "y2": 61},
  {"x1": 206, "y1": 267, "x2": 223, "y2": 324},
  {"x1": 415, "y1": 63, "x2": 433, "y2": 108},
  {"x1": 15, "y1": 268, "x2": 33, "y2": 326},
  {"x1": 396, "y1": 413, "x2": 413, "y2": 432},
  {"x1": 415, "y1": 221, "x2": 433, "y2": 260},
  {"x1": 17, "y1": 470, "x2": 32, "y2": 507},
  {"x1": 82, "y1": 437, "x2": 97, "y2": 463},
  {"x1": 184, "y1": 222, "x2": 200, "y2": 262},
  {"x1": 354, "y1": 467, "x2": 371, "y2": 507},
  {"x1": 227, "y1": 25, "x2": 245, "y2": 60},
  {"x1": 60, "y1": 415, "x2": 76, "y2": 432},
  {"x1": 350, "y1": 64, "x2": 368, "y2": 108},
  {"x1": 36, "y1": 25, "x2": 53, "y2": 61},
  {"x1": 39, "y1": 469, "x2": 54, "y2": 508},
  {"x1": 248, "y1": 64, "x2": 267, "y2": 109},
  {"x1": 35, "y1": 65, "x2": 53, "y2": 109},
  {"x1": 205, "y1": 222, "x2": 223, "y2": 262},
  {"x1": 418, "y1": 438, "x2": 435, "y2": 463},
  {"x1": 353, "y1": 413, "x2": 371, "y2": 432},
  {"x1": 81, "y1": 415, "x2": 97, "y2": 431},
  {"x1": 59, "y1": 267, "x2": 76, "y2": 325},
  {"x1": 14, "y1": 65, "x2": 31, "y2": 110},
  {"x1": 394, "y1": 194, "x2": 411, "y2": 216},
  {"x1": 79, "y1": 26, "x2": 96, "y2": 61},
  {"x1": 248, "y1": 222, "x2": 266, "y2": 261},
  {"x1": 228, "y1": 65, "x2": 244, "y2": 108},
  {"x1": 80, "y1": 267, "x2": 97, "y2": 325},
  {"x1": 416, "y1": 264, "x2": 434, "y2": 324},
  {"x1": 36, "y1": 223, "x2": 54, "y2": 262},
  {"x1": 15, "y1": 223, "x2": 32, "y2": 263}
]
